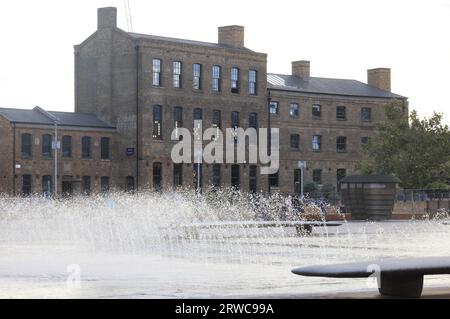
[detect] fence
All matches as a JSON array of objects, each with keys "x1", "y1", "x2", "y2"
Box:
[
  {"x1": 396, "y1": 189, "x2": 450, "y2": 202},
  {"x1": 306, "y1": 188, "x2": 450, "y2": 215},
  {"x1": 306, "y1": 189, "x2": 450, "y2": 202}
]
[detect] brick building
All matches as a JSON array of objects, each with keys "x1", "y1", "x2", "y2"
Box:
[
  {"x1": 0, "y1": 107, "x2": 115, "y2": 196},
  {"x1": 0, "y1": 7, "x2": 408, "y2": 196}
]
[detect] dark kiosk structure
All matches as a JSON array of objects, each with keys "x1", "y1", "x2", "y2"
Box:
[{"x1": 339, "y1": 175, "x2": 401, "y2": 220}]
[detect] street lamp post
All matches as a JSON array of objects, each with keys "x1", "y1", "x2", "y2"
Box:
[
  {"x1": 267, "y1": 90, "x2": 272, "y2": 155},
  {"x1": 267, "y1": 90, "x2": 272, "y2": 195},
  {"x1": 35, "y1": 106, "x2": 59, "y2": 196},
  {"x1": 298, "y1": 160, "x2": 306, "y2": 200},
  {"x1": 194, "y1": 121, "x2": 202, "y2": 194},
  {"x1": 54, "y1": 121, "x2": 58, "y2": 195}
]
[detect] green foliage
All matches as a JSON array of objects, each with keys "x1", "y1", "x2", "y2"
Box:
[
  {"x1": 303, "y1": 182, "x2": 318, "y2": 193},
  {"x1": 321, "y1": 183, "x2": 335, "y2": 194},
  {"x1": 424, "y1": 182, "x2": 450, "y2": 190},
  {"x1": 321, "y1": 183, "x2": 338, "y2": 201},
  {"x1": 358, "y1": 101, "x2": 450, "y2": 189}
]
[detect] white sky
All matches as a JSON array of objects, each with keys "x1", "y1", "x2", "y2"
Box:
[{"x1": 0, "y1": 0, "x2": 449, "y2": 124}]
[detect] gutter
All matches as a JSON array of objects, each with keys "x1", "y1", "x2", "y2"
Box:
[
  {"x1": 11, "y1": 122, "x2": 116, "y2": 130},
  {"x1": 266, "y1": 87, "x2": 407, "y2": 100},
  {"x1": 12, "y1": 123, "x2": 16, "y2": 196}
]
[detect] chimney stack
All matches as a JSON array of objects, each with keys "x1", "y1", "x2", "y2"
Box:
[
  {"x1": 292, "y1": 61, "x2": 310, "y2": 78},
  {"x1": 98, "y1": 7, "x2": 117, "y2": 30},
  {"x1": 367, "y1": 68, "x2": 391, "y2": 92},
  {"x1": 218, "y1": 26, "x2": 245, "y2": 48}
]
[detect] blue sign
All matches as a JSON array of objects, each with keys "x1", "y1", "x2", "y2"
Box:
[{"x1": 126, "y1": 148, "x2": 135, "y2": 156}]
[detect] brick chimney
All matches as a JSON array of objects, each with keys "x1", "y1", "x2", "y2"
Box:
[
  {"x1": 367, "y1": 68, "x2": 391, "y2": 92},
  {"x1": 292, "y1": 61, "x2": 310, "y2": 78},
  {"x1": 98, "y1": 7, "x2": 117, "y2": 29},
  {"x1": 218, "y1": 26, "x2": 245, "y2": 48}
]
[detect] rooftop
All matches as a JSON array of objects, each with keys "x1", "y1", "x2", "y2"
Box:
[
  {"x1": 267, "y1": 73, "x2": 405, "y2": 99},
  {"x1": 0, "y1": 107, "x2": 115, "y2": 129},
  {"x1": 128, "y1": 32, "x2": 254, "y2": 52}
]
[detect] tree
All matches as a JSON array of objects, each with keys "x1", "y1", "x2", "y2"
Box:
[
  {"x1": 358, "y1": 101, "x2": 450, "y2": 189},
  {"x1": 303, "y1": 182, "x2": 318, "y2": 194}
]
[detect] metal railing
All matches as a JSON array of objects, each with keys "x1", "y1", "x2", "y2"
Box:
[{"x1": 396, "y1": 189, "x2": 450, "y2": 202}]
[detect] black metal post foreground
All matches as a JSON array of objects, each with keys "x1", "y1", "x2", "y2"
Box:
[
  {"x1": 378, "y1": 273, "x2": 424, "y2": 298},
  {"x1": 292, "y1": 256, "x2": 450, "y2": 298}
]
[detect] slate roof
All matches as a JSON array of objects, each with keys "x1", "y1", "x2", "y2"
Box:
[
  {"x1": 267, "y1": 73, "x2": 405, "y2": 99},
  {"x1": 129, "y1": 31, "x2": 403, "y2": 99},
  {"x1": 128, "y1": 32, "x2": 254, "y2": 52},
  {"x1": 0, "y1": 107, "x2": 115, "y2": 129}
]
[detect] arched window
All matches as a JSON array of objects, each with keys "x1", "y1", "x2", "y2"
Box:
[
  {"x1": 249, "y1": 113, "x2": 258, "y2": 129},
  {"x1": 231, "y1": 67, "x2": 240, "y2": 94},
  {"x1": 153, "y1": 105, "x2": 163, "y2": 139},
  {"x1": 173, "y1": 107, "x2": 183, "y2": 140},
  {"x1": 337, "y1": 136, "x2": 347, "y2": 153},
  {"x1": 173, "y1": 61, "x2": 182, "y2": 88},
  {"x1": 21, "y1": 133, "x2": 32, "y2": 158},
  {"x1": 212, "y1": 65, "x2": 221, "y2": 92},
  {"x1": 82, "y1": 136, "x2": 91, "y2": 159},
  {"x1": 193, "y1": 108, "x2": 202, "y2": 121},
  {"x1": 248, "y1": 70, "x2": 257, "y2": 95},
  {"x1": 42, "y1": 134, "x2": 52, "y2": 157},
  {"x1": 290, "y1": 134, "x2": 300, "y2": 150},
  {"x1": 152, "y1": 59, "x2": 162, "y2": 86},
  {"x1": 193, "y1": 63, "x2": 202, "y2": 90},
  {"x1": 101, "y1": 137, "x2": 110, "y2": 159},
  {"x1": 62, "y1": 136, "x2": 72, "y2": 157}
]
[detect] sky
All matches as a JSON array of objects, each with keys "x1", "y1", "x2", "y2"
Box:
[{"x1": 0, "y1": 0, "x2": 449, "y2": 124}]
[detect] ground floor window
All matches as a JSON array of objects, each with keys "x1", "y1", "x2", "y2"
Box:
[
  {"x1": 126, "y1": 176, "x2": 135, "y2": 193},
  {"x1": 212, "y1": 164, "x2": 221, "y2": 187},
  {"x1": 42, "y1": 175, "x2": 52, "y2": 196},
  {"x1": 62, "y1": 176, "x2": 74, "y2": 197},
  {"x1": 101, "y1": 176, "x2": 110, "y2": 193},
  {"x1": 313, "y1": 169, "x2": 322, "y2": 184},
  {"x1": 294, "y1": 169, "x2": 302, "y2": 195},
  {"x1": 269, "y1": 172, "x2": 279, "y2": 188},
  {"x1": 249, "y1": 165, "x2": 257, "y2": 193},
  {"x1": 337, "y1": 169, "x2": 346, "y2": 190},
  {"x1": 82, "y1": 176, "x2": 91, "y2": 195},
  {"x1": 193, "y1": 164, "x2": 202, "y2": 191},
  {"x1": 22, "y1": 174, "x2": 32, "y2": 196},
  {"x1": 173, "y1": 164, "x2": 183, "y2": 187},
  {"x1": 153, "y1": 162, "x2": 162, "y2": 191},
  {"x1": 231, "y1": 165, "x2": 240, "y2": 190}
]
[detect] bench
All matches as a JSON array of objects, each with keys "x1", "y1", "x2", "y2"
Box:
[
  {"x1": 292, "y1": 256, "x2": 450, "y2": 297},
  {"x1": 173, "y1": 220, "x2": 342, "y2": 237}
]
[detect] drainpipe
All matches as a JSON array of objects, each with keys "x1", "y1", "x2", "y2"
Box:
[
  {"x1": 135, "y1": 42, "x2": 140, "y2": 190},
  {"x1": 12, "y1": 123, "x2": 16, "y2": 196},
  {"x1": 54, "y1": 121, "x2": 58, "y2": 195}
]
